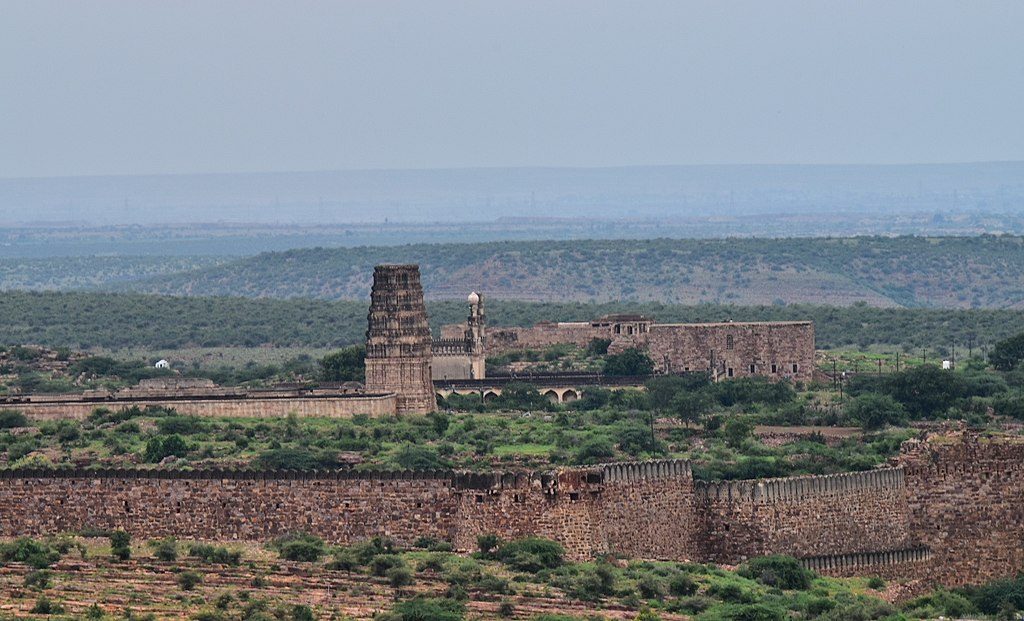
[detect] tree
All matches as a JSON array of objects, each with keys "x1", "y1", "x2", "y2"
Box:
[
  {"x1": 722, "y1": 417, "x2": 755, "y2": 449},
  {"x1": 110, "y1": 531, "x2": 131, "y2": 561},
  {"x1": 393, "y1": 444, "x2": 447, "y2": 470},
  {"x1": 318, "y1": 346, "x2": 366, "y2": 382},
  {"x1": 884, "y1": 365, "x2": 965, "y2": 419},
  {"x1": 845, "y1": 393, "x2": 906, "y2": 430},
  {"x1": 671, "y1": 392, "x2": 713, "y2": 428},
  {"x1": 604, "y1": 348, "x2": 654, "y2": 376},
  {"x1": 586, "y1": 338, "x2": 612, "y2": 356},
  {"x1": 991, "y1": 333, "x2": 1024, "y2": 372},
  {"x1": 144, "y1": 434, "x2": 189, "y2": 462}
]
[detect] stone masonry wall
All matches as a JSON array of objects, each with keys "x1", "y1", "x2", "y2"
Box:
[
  {"x1": 899, "y1": 434, "x2": 1024, "y2": 587},
  {"x1": 482, "y1": 320, "x2": 815, "y2": 383},
  {"x1": 7, "y1": 394, "x2": 399, "y2": 421},
  {"x1": 0, "y1": 460, "x2": 692, "y2": 563},
  {"x1": 695, "y1": 468, "x2": 912, "y2": 563},
  {"x1": 631, "y1": 322, "x2": 816, "y2": 383},
  {"x1": 487, "y1": 323, "x2": 608, "y2": 353},
  {"x1": 2, "y1": 436, "x2": 1024, "y2": 589}
]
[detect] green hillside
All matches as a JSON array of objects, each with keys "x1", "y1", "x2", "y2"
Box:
[
  {"x1": 0, "y1": 290, "x2": 1020, "y2": 353},
  {"x1": 116, "y1": 236, "x2": 1024, "y2": 308}
]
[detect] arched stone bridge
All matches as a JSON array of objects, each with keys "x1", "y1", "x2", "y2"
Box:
[{"x1": 433, "y1": 373, "x2": 651, "y2": 404}]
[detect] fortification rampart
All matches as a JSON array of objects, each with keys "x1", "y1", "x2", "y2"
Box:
[
  {"x1": 2, "y1": 393, "x2": 399, "y2": 420},
  {"x1": 899, "y1": 434, "x2": 1024, "y2": 587},
  {"x1": 0, "y1": 435, "x2": 1022, "y2": 589},
  {"x1": 0, "y1": 460, "x2": 692, "y2": 562},
  {"x1": 695, "y1": 468, "x2": 911, "y2": 563}
]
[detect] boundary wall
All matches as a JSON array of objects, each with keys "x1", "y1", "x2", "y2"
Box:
[
  {"x1": 899, "y1": 436, "x2": 1024, "y2": 587},
  {"x1": 695, "y1": 468, "x2": 912, "y2": 563},
  {"x1": 2, "y1": 393, "x2": 398, "y2": 420},
  {"x1": 0, "y1": 435, "x2": 1021, "y2": 590},
  {"x1": 0, "y1": 460, "x2": 693, "y2": 563}
]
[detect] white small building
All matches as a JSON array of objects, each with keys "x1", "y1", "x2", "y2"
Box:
[
  {"x1": 942, "y1": 360, "x2": 952, "y2": 370},
  {"x1": 154, "y1": 359, "x2": 170, "y2": 369}
]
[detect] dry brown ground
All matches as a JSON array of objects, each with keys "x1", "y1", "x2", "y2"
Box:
[{"x1": 0, "y1": 546, "x2": 686, "y2": 621}]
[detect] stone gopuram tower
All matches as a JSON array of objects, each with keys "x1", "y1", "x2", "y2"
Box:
[{"x1": 365, "y1": 264, "x2": 437, "y2": 414}]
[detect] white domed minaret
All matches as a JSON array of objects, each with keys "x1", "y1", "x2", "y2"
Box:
[{"x1": 466, "y1": 291, "x2": 486, "y2": 379}]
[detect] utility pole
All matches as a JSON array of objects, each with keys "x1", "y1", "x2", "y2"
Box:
[
  {"x1": 895, "y1": 352, "x2": 900, "y2": 373},
  {"x1": 832, "y1": 359, "x2": 838, "y2": 391},
  {"x1": 877, "y1": 359, "x2": 882, "y2": 376}
]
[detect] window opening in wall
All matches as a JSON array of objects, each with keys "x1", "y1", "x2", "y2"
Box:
[
  {"x1": 476, "y1": 494, "x2": 484, "y2": 503},
  {"x1": 726, "y1": 335, "x2": 734, "y2": 350},
  {"x1": 727, "y1": 367, "x2": 734, "y2": 378},
  {"x1": 569, "y1": 492, "x2": 581, "y2": 501},
  {"x1": 792, "y1": 363, "x2": 799, "y2": 373},
  {"x1": 771, "y1": 364, "x2": 777, "y2": 373},
  {"x1": 749, "y1": 364, "x2": 756, "y2": 373}
]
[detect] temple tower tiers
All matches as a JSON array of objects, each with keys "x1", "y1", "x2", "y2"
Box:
[{"x1": 364, "y1": 264, "x2": 437, "y2": 414}]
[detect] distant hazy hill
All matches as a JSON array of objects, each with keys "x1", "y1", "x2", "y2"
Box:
[
  {"x1": 119, "y1": 236, "x2": 1024, "y2": 309},
  {"x1": 3, "y1": 162, "x2": 1023, "y2": 225}
]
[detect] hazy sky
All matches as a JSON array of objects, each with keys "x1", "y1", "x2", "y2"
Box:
[{"x1": 2, "y1": 1, "x2": 1022, "y2": 178}]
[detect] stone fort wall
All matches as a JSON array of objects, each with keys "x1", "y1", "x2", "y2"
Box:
[
  {"x1": 4, "y1": 393, "x2": 399, "y2": 421},
  {"x1": 695, "y1": 468, "x2": 912, "y2": 563},
  {"x1": 898, "y1": 435, "x2": 1024, "y2": 587},
  {"x1": 0, "y1": 435, "x2": 1020, "y2": 589}
]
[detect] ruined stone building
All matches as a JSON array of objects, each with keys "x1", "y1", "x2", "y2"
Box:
[
  {"x1": 364, "y1": 265, "x2": 437, "y2": 414},
  {"x1": 448, "y1": 313, "x2": 815, "y2": 383}
]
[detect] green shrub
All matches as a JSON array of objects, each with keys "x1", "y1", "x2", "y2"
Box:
[
  {"x1": 668, "y1": 573, "x2": 698, "y2": 596},
  {"x1": 866, "y1": 576, "x2": 885, "y2": 589},
  {"x1": 707, "y1": 603, "x2": 785, "y2": 621},
  {"x1": 370, "y1": 554, "x2": 406, "y2": 577},
  {"x1": 476, "y1": 534, "x2": 501, "y2": 559},
  {"x1": 387, "y1": 566, "x2": 415, "y2": 589},
  {"x1": 961, "y1": 574, "x2": 1024, "y2": 615},
  {"x1": 637, "y1": 574, "x2": 666, "y2": 600},
  {"x1": 0, "y1": 409, "x2": 28, "y2": 429},
  {"x1": 573, "y1": 437, "x2": 615, "y2": 465},
  {"x1": 381, "y1": 597, "x2": 464, "y2": 621},
  {"x1": 902, "y1": 589, "x2": 975, "y2": 618},
  {"x1": 707, "y1": 583, "x2": 755, "y2": 604},
  {"x1": 496, "y1": 537, "x2": 564, "y2": 572},
  {"x1": 188, "y1": 543, "x2": 242, "y2": 565},
  {"x1": 110, "y1": 530, "x2": 131, "y2": 561},
  {"x1": 255, "y1": 447, "x2": 338, "y2": 470},
  {"x1": 0, "y1": 537, "x2": 61, "y2": 568},
  {"x1": 272, "y1": 533, "x2": 325, "y2": 562},
  {"x1": 24, "y1": 569, "x2": 51, "y2": 589},
  {"x1": 178, "y1": 570, "x2": 203, "y2": 591},
  {"x1": 144, "y1": 434, "x2": 189, "y2": 462},
  {"x1": 30, "y1": 596, "x2": 64, "y2": 615},
  {"x1": 150, "y1": 537, "x2": 178, "y2": 561},
  {"x1": 326, "y1": 547, "x2": 362, "y2": 573},
  {"x1": 737, "y1": 555, "x2": 814, "y2": 590}
]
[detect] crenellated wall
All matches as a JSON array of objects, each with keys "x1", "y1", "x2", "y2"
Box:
[
  {"x1": 0, "y1": 460, "x2": 693, "y2": 563},
  {"x1": 0, "y1": 434, "x2": 1021, "y2": 590},
  {"x1": 695, "y1": 468, "x2": 912, "y2": 563},
  {"x1": 4, "y1": 393, "x2": 399, "y2": 421}
]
